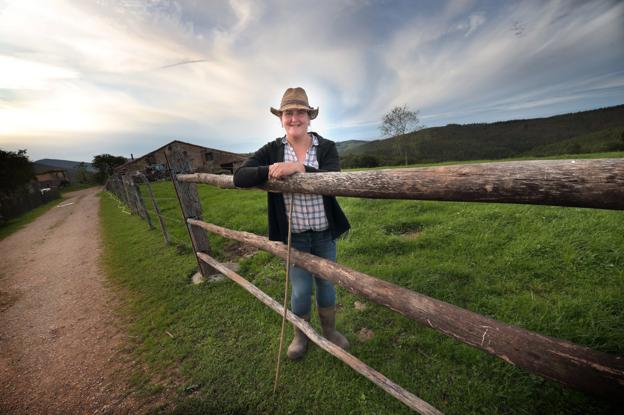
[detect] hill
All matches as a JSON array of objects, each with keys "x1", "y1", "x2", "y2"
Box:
[
  {"x1": 341, "y1": 105, "x2": 624, "y2": 167},
  {"x1": 34, "y1": 158, "x2": 97, "y2": 172},
  {"x1": 334, "y1": 139, "x2": 368, "y2": 155},
  {"x1": 34, "y1": 158, "x2": 98, "y2": 183}
]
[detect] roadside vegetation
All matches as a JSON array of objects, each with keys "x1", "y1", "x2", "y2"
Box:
[{"x1": 99, "y1": 153, "x2": 623, "y2": 414}]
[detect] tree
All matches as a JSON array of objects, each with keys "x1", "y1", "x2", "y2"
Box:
[
  {"x1": 380, "y1": 105, "x2": 422, "y2": 165},
  {"x1": 0, "y1": 149, "x2": 34, "y2": 192},
  {"x1": 380, "y1": 105, "x2": 421, "y2": 137},
  {"x1": 92, "y1": 154, "x2": 127, "y2": 183},
  {"x1": 74, "y1": 162, "x2": 95, "y2": 184}
]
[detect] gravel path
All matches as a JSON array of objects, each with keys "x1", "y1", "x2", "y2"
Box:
[{"x1": 0, "y1": 187, "x2": 155, "y2": 414}]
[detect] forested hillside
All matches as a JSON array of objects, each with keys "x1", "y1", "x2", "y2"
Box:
[{"x1": 340, "y1": 105, "x2": 624, "y2": 167}]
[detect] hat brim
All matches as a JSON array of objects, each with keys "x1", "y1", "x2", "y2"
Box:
[{"x1": 271, "y1": 105, "x2": 318, "y2": 120}]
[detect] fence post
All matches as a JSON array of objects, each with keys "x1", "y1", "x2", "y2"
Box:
[
  {"x1": 117, "y1": 176, "x2": 125, "y2": 202},
  {"x1": 116, "y1": 176, "x2": 124, "y2": 200},
  {"x1": 113, "y1": 176, "x2": 123, "y2": 201},
  {"x1": 123, "y1": 176, "x2": 140, "y2": 215},
  {"x1": 165, "y1": 143, "x2": 215, "y2": 276},
  {"x1": 120, "y1": 176, "x2": 133, "y2": 212},
  {"x1": 131, "y1": 175, "x2": 154, "y2": 229},
  {"x1": 139, "y1": 173, "x2": 170, "y2": 244}
]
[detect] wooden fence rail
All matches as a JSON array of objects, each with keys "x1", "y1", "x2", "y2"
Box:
[
  {"x1": 178, "y1": 158, "x2": 624, "y2": 405},
  {"x1": 187, "y1": 218, "x2": 624, "y2": 403},
  {"x1": 178, "y1": 158, "x2": 624, "y2": 210},
  {"x1": 197, "y1": 252, "x2": 443, "y2": 415},
  {"x1": 110, "y1": 155, "x2": 623, "y2": 412}
]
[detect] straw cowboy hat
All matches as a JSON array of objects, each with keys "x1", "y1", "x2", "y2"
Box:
[{"x1": 270, "y1": 87, "x2": 319, "y2": 119}]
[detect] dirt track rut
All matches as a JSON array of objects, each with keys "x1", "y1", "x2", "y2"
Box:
[{"x1": 0, "y1": 187, "x2": 149, "y2": 414}]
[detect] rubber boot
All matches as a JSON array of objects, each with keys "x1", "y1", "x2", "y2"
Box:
[
  {"x1": 287, "y1": 313, "x2": 310, "y2": 360},
  {"x1": 318, "y1": 305, "x2": 350, "y2": 350}
]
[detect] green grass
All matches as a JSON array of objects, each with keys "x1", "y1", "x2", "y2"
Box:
[
  {"x1": 353, "y1": 150, "x2": 624, "y2": 170},
  {"x1": 0, "y1": 197, "x2": 63, "y2": 240},
  {"x1": 100, "y1": 173, "x2": 623, "y2": 414}
]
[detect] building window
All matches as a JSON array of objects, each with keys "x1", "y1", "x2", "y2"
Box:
[{"x1": 205, "y1": 152, "x2": 214, "y2": 161}]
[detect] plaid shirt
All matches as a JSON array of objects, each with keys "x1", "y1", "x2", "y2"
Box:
[{"x1": 282, "y1": 135, "x2": 329, "y2": 233}]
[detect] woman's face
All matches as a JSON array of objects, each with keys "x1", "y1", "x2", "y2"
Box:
[{"x1": 281, "y1": 109, "x2": 310, "y2": 138}]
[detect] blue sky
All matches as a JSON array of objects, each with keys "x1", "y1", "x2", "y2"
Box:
[{"x1": 0, "y1": 0, "x2": 623, "y2": 162}]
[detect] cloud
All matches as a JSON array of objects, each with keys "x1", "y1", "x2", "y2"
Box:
[
  {"x1": 452, "y1": 11, "x2": 486, "y2": 37},
  {"x1": 0, "y1": 0, "x2": 622, "y2": 161},
  {"x1": 377, "y1": 1, "x2": 624, "y2": 122},
  {"x1": 0, "y1": 56, "x2": 78, "y2": 89}
]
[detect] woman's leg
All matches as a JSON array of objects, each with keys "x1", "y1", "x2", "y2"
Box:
[
  {"x1": 287, "y1": 232, "x2": 313, "y2": 359},
  {"x1": 289, "y1": 232, "x2": 313, "y2": 316},
  {"x1": 311, "y1": 230, "x2": 337, "y2": 308},
  {"x1": 311, "y1": 230, "x2": 349, "y2": 350}
]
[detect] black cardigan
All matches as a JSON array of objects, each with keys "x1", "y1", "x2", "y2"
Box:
[{"x1": 233, "y1": 133, "x2": 350, "y2": 242}]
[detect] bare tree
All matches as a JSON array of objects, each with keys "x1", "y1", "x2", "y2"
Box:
[
  {"x1": 380, "y1": 105, "x2": 420, "y2": 137},
  {"x1": 380, "y1": 105, "x2": 422, "y2": 165}
]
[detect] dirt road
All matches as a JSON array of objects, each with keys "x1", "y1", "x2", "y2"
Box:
[{"x1": 0, "y1": 188, "x2": 151, "y2": 414}]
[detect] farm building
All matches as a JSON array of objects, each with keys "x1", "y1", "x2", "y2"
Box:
[
  {"x1": 116, "y1": 140, "x2": 247, "y2": 179},
  {"x1": 33, "y1": 165, "x2": 70, "y2": 188}
]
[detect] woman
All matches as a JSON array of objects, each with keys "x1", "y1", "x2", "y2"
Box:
[{"x1": 233, "y1": 87, "x2": 350, "y2": 360}]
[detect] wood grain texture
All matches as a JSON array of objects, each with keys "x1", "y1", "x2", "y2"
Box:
[
  {"x1": 166, "y1": 144, "x2": 215, "y2": 276},
  {"x1": 197, "y1": 252, "x2": 443, "y2": 415},
  {"x1": 178, "y1": 159, "x2": 624, "y2": 210},
  {"x1": 130, "y1": 176, "x2": 154, "y2": 229},
  {"x1": 188, "y1": 219, "x2": 624, "y2": 402}
]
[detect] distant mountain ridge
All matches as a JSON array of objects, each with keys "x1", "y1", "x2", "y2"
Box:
[
  {"x1": 334, "y1": 139, "x2": 368, "y2": 154},
  {"x1": 34, "y1": 158, "x2": 97, "y2": 171},
  {"x1": 33, "y1": 158, "x2": 98, "y2": 183},
  {"x1": 339, "y1": 105, "x2": 624, "y2": 167}
]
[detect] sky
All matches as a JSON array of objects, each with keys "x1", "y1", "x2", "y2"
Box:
[{"x1": 0, "y1": 0, "x2": 623, "y2": 162}]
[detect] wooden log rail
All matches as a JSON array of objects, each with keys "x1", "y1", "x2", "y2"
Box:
[
  {"x1": 187, "y1": 219, "x2": 624, "y2": 402},
  {"x1": 177, "y1": 158, "x2": 624, "y2": 210},
  {"x1": 197, "y1": 252, "x2": 443, "y2": 415}
]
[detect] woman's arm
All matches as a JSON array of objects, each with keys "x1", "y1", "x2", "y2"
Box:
[{"x1": 233, "y1": 144, "x2": 271, "y2": 188}]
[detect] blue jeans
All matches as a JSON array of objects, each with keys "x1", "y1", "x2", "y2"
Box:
[{"x1": 289, "y1": 229, "x2": 337, "y2": 316}]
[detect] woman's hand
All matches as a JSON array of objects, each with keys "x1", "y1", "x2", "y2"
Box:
[{"x1": 268, "y1": 162, "x2": 305, "y2": 179}]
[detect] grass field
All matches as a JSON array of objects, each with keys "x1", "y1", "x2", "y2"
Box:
[
  {"x1": 359, "y1": 150, "x2": 624, "y2": 170},
  {"x1": 99, "y1": 156, "x2": 623, "y2": 414}
]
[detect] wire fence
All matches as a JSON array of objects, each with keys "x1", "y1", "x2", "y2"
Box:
[
  {"x1": 104, "y1": 153, "x2": 624, "y2": 414},
  {"x1": 105, "y1": 172, "x2": 191, "y2": 249}
]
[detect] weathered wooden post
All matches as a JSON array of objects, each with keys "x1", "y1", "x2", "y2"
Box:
[
  {"x1": 120, "y1": 176, "x2": 136, "y2": 213},
  {"x1": 110, "y1": 175, "x2": 119, "y2": 198},
  {"x1": 131, "y1": 175, "x2": 154, "y2": 229},
  {"x1": 114, "y1": 176, "x2": 124, "y2": 201},
  {"x1": 165, "y1": 143, "x2": 215, "y2": 276},
  {"x1": 117, "y1": 176, "x2": 126, "y2": 203},
  {"x1": 125, "y1": 176, "x2": 140, "y2": 215},
  {"x1": 109, "y1": 175, "x2": 117, "y2": 196},
  {"x1": 127, "y1": 179, "x2": 141, "y2": 217},
  {"x1": 138, "y1": 173, "x2": 170, "y2": 244}
]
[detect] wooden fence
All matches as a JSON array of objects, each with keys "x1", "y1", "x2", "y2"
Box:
[{"x1": 107, "y1": 146, "x2": 624, "y2": 414}]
